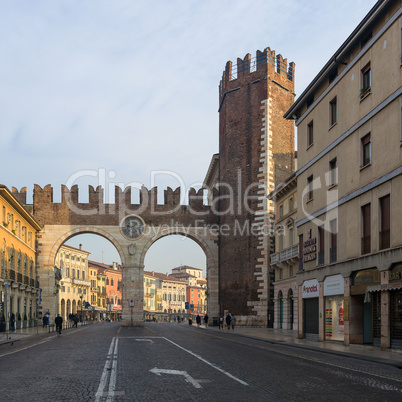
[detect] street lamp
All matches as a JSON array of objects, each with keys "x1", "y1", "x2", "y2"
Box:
[{"x1": 80, "y1": 294, "x2": 83, "y2": 325}]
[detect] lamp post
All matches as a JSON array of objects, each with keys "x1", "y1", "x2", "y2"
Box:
[{"x1": 80, "y1": 294, "x2": 83, "y2": 325}]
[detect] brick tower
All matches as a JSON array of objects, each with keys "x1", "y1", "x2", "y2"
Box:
[{"x1": 218, "y1": 48, "x2": 295, "y2": 326}]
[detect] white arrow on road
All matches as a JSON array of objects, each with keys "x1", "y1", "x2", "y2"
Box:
[{"x1": 150, "y1": 367, "x2": 201, "y2": 389}]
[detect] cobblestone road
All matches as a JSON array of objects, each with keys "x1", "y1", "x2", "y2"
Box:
[{"x1": 0, "y1": 322, "x2": 401, "y2": 401}]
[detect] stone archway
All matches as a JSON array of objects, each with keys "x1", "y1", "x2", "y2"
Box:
[
  {"x1": 29, "y1": 183, "x2": 219, "y2": 326},
  {"x1": 139, "y1": 228, "x2": 219, "y2": 319}
]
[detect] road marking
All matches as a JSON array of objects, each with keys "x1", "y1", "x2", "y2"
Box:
[
  {"x1": 135, "y1": 339, "x2": 154, "y2": 343},
  {"x1": 150, "y1": 367, "x2": 201, "y2": 388},
  {"x1": 95, "y1": 337, "x2": 120, "y2": 402},
  {"x1": 120, "y1": 336, "x2": 248, "y2": 385},
  {"x1": 0, "y1": 338, "x2": 51, "y2": 358}
]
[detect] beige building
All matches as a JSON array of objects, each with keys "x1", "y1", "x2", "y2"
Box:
[
  {"x1": 284, "y1": 0, "x2": 402, "y2": 347},
  {"x1": 268, "y1": 173, "x2": 298, "y2": 331},
  {"x1": 56, "y1": 244, "x2": 91, "y2": 321}
]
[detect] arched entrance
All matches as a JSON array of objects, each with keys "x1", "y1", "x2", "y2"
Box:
[{"x1": 32, "y1": 183, "x2": 219, "y2": 326}]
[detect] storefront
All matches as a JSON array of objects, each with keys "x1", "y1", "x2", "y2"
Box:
[
  {"x1": 388, "y1": 263, "x2": 402, "y2": 349},
  {"x1": 302, "y1": 279, "x2": 319, "y2": 340},
  {"x1": 324, "y1": 274, "x2": 344, "y2": 342}
]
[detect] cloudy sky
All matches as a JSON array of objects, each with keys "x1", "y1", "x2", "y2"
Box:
[{"x1": 0, "y1": 0, "x2": 378, "y2": 272}]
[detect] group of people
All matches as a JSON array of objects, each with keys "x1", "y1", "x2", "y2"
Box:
[
  {"x1": 195, "y1": 314, "x2": 209, "y2": 327},
  {"x1": 68, "y1": 313, "x2": 80, "y2": 327},
  {"x1": 219, "y1": 313, "x2": 236, "y2": 330}
]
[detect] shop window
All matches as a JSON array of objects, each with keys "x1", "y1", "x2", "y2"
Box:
[
  {"x1": 379, "y1": 195, "x2": 390, "y2": 250},
  {"x1": 361, "y1": 133, "x2": 371, "y2": 167},
  {"x1": 360, "y1": 62, "x2": 371, "y2": 100},
  {"x1": 361, "y1": 203, "x2": 371, "y2": 254},
  {"x1": 307, "y1": 121, "x2": 314, "y2": 148},
  {"x1": 329, "y1": 97, "x2": 337, "y2": 127}
]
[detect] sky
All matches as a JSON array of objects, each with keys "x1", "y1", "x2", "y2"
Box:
[{"x1": 0, "y1": 0, "x2": 379, "y2": 274}]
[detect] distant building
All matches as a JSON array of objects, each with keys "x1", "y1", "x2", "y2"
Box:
[{"x1": 55, "y1": 244, "x2": 91, "y2": 321}]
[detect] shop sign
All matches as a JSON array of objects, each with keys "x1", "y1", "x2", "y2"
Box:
[
  {"x1": 302, "y1": 279, "x2": 319, "y2": 298},
  {"x1": 381, "y1": 281, "x2": 402, "y2": 291},
  {"x1": 303, "y1": 237, "x2": 317, "y2": 263},
  {"x1": 389, "y1": 269, "x2": 402, "y2": 282},
  {"x1": 323, "y1": 274, "x2": 344, "y2": 296}
]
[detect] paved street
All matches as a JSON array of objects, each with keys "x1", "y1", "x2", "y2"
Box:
[{"x1": 1, "y1": 322, "x2": 402, "y2": 401}]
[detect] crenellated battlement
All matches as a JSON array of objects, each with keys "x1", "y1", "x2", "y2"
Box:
[
  {"x1": 23, "y1": 184, "x2": 218, "y2": 227},
  {"x1": 220, "y1": 47, "x2": 295, "y2": 101}
]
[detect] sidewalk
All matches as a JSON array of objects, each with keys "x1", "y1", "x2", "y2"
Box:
[
  {"x1": 0, "y1": 322, "x2": 87, "y2": 346},
  {"x1": 201, "y1": 325, "x2": 402, "y2": 368}
]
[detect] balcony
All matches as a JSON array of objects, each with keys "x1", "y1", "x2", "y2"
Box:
[
  {"x1": 9, "y1": 269, "x2": 16, "y2": 281},
  {"x1": 91, "y1": 287, "x2": 99, "y2": 292},
  {"x1": 72, "y1": 278, "x2": 91, "y2": 286},
  {"x1": 270, "y1": 244, "x2": 299, "y2": 267},
  {"x1": 145, "y1": 294, "x2": 154, "y2": 298},
  {"x1": 361, "y1": 235, "x2": 371, "y2": 255}
]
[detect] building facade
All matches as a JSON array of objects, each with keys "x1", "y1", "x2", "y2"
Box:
[
  {"x1": 0, "y1": 185, "x2": 41, "y2": 330},
  {"x1": 284, "y1": 0, "x2": 402, "y2": 347},
  {"x1": 55, "y1": 244, "x2": 91, "y2": 321},
  {"x1": 268, "y1": 173, "x2": 299, "y2": 331}
]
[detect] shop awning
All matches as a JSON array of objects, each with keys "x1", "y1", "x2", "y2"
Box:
[{"x1": 364, "y1": 285, "x2": 381, "y2": 303}]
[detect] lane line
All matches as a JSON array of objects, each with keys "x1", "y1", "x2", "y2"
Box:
[
  {"x1": 107, "y1": 338, "x2": 119, "y2": 402},
  {"x1": 162, "y1": 337, "x2": 248, "y2": 386},
  {"x1": 119, "y1": 335, "x2": 248, "y2": 385},
  {"x1": 95, "y1": 337, "x2": 116, "y2": 402},
  {"x1": 0, "y1": 338, "x2": 51, "y2": 357}
]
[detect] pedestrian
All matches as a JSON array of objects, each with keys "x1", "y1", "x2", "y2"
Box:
[
  {"x1": 73, "y1": 314, "x2": 78, "y2": 328},
  {"x1": 204, "y1": 314, "x2": 209, "y2": 327},
  {"x1": 231, "y1": 314, "x2": 236, "y2": 330},
  {"x1": 10, "y1": 312, "x2": 15, "y2": 332},
  {"x1": 196, "y1": 314, "x2": 201, "y2": 327},
  {"x1": 219, "y1": 315, "x2": 224, "y2": 329},
  {"x1": 55, "y1": 314, "x2": 63, "y2": 335},
  {"x1": 226, "y1": 313, "x2": 231, "y2": 330}
]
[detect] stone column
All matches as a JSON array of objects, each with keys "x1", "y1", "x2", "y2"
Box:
[
  {"x1": 343, "y1": 277, "x2": 350, "y2": 345},
  {"x1": 121, "y1": 264, "x2": 144, "y2": 327},
  {"x1": 298, "y1": 285, "x2": 303, "y2": 338},
  {"x1": 318, "y1": 281, "x2": 324, "y2": 341},
  {"x1": 381, "y1": 271, "x2": 390, "y2": 349},
  {"x1": 38, "y1": 264, "x2": 57, "y2": 321}
]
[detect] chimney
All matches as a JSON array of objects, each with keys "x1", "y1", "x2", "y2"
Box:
[{"x1": 79, "y1": 244, "x2": 82, "y2": 250}]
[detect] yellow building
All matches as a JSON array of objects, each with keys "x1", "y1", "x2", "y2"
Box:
[
  {"x1": 55, "y1": 244, "x2": 91, "y2": 321},
  {"x1": 0, "y1": 185, "x2": 41, "y2": 330},
  {"x1": 144, "y1": 271, "x2": 157, "y2": 317},
  {"x1": 88, "y1": 263, "x2": 98, "y2": 320}
]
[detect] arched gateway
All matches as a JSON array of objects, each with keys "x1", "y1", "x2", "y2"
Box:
[{"x1": 18, "y1": 184, "x2": 219, "y2": 326}]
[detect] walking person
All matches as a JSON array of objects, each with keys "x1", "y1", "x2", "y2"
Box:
[
  {"x1": 219, "y1": 315, "x2": 224, "y2": 330},
  {"x1": 204, "y1": 314, "x2": 209, "y2": 327},
  {"x1": 10, "y1": 312, "x2": 15, "y2": 332},
  {"x1": 231, "y1": 314, "x2": 236, "y2": 330},
  {"x1": 196, "y1": 314, "x2": 201, "y2": 327},
  {"x1": 225, "y1": 313, "x2": 231, "y2": 330},
  {"x1": 55, "y1": 314, "x2": 63, "y2": 335}
]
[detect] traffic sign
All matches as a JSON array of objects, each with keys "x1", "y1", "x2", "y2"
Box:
[{"x1": 185, "y1": 302, "x2": 189, "y2": 309}]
